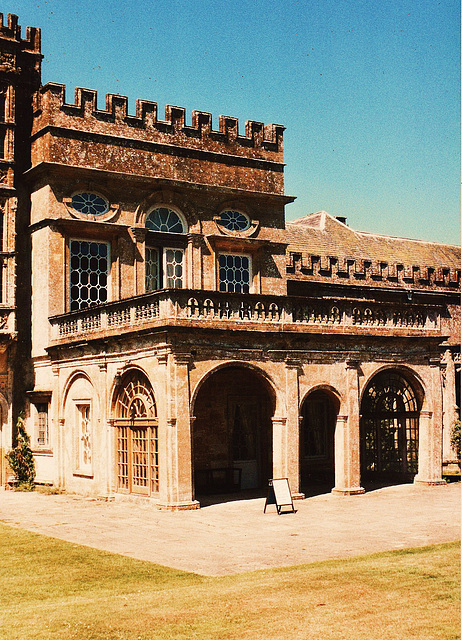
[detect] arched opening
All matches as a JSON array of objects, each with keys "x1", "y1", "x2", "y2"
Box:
[
  {"x1": 300, "y1": 389, "x2": 338, "y2": 494},
  {"x1": 112, "y1": 370, "x2": 158, "y2": 497},
  {"x1": 192, "y1": 366, "x2": 275, "y2": 497},
  {"x1": 360, "y1": 370, "x2": 421, "y2": 484}
]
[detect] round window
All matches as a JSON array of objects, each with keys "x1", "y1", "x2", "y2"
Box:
[
  {"x1": 219, "y1": 210, "x2": 250, "y2": 232},
  {"x1": 71, "y1": 192, "x2": 109, "y2": 216}
]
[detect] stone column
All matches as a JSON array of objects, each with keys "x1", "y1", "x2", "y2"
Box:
[
  {"x1": 271, "y1": 416, "x2": 286, "y2": 480},
  {"x1": 129, "y1": 227, "x2": 147, "y2": 296},
  {"x1": 158, "y1": 350, "x2": 199, "y2": 510},
  {"x1": 332, "y1": 359, "x2": 364, "y2": 495},
  {"x1": 441, "y1": 350, "x2": 458, "y2": 466},
  {"x1": 415, "y1": 359, "x2": 446, "y2": 485},
  {"x1": 284, "y1": 358, "x2": 303, "y2": 498}
]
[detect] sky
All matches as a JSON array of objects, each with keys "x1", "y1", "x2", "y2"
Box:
[{"x1": 8, "y1": 0, "x2": 460, "y2": 244}]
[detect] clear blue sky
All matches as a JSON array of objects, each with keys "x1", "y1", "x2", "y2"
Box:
[{"x1": 9, "y1": 0, "x2": 460, "y2": 244}]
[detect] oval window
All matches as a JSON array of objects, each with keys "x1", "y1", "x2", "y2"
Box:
[
  {"x1": 71, "y1": 192, "x2": 109, "y2": 216},
  {"x1": 219, "y1": 210, "x2": 250, "y2": 232}
]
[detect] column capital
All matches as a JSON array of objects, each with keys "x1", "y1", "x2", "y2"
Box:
[
  {"x1": 272, "y1": 416, "x2": 287, "y2": 427},
  {"x1": 172, "y1": 351, "x2": 192, "y2": 366},
  {"x1": 285, "y1": 356, "x2": 301, "y2": 369},
  {"x1": 346, "y1": 358, "x2": 361, "y2": 370},
  {"x1": 156, "y1": 346, "x2": 171, "y2": 366}
]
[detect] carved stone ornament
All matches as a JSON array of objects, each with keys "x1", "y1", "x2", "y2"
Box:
[{"x1": 0, "y1": 52, "x2": 17, "y2": 74}]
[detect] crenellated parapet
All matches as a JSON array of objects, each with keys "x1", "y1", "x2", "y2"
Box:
[
  {"x1": 0, "y1": 13, "x2": 41, "y2": 54},
  {"x1": 33, "y1": 83, "x2": 284, "y2": 162},
  {"x1": 287, "y1": 252, "x2": 461, "y2": 290}
]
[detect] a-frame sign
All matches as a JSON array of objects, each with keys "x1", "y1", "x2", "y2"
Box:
[{"x1": 264, "y1": 478, "x2": 296, "y2": 515}]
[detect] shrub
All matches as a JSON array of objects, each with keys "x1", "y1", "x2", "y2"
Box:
[
  {"x1": 450, "y1": 419, "x2": 461, "y2": 462},
  {"x1": 6, "y1": 415, "x2": 35, "y2": 490}
]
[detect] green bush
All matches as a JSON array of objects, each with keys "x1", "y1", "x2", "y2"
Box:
[
  {"x1": 6, "y1": 414, "x2": 35, "y2": 490},
  {"x1": 450, "y1": 419, "x2": 461, "y2": 461}
]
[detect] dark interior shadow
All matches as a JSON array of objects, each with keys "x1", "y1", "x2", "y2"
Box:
[{"x1": 195, "y1": 487, "x2": 268, "y2": 508}]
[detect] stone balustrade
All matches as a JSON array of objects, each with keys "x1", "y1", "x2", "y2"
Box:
[{"x1": 49, "y1": 289, "x2": 441, "y2": 343}]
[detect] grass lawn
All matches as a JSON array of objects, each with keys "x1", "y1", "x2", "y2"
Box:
[{"x1": 0, "y1": 524, "x2": 459, "y2": 640}]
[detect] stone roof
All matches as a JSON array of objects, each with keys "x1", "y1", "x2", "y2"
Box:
[{"x1": 286, "y1": 211, "x2": 460, "y2": 270}]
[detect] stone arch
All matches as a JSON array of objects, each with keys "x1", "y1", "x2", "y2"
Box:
[
  {"x1": 62, "y1": 371, "x2": 99, "y2": 479},
  {"x1": 360, "y1": 365, "x2": 425, "y2": 410},
  {"x1": 62, "y1": 370, "x2": 96, "y2": 414},
  {"x1": 191, "y1": 362, "x2": 277, "y2": 497},
  {"x1": 360, "y1": 367, "x2": 423, "y2": 483},
  {"x1": 191, "y1": 361, "x2": 281, "y2": 415},
  {"x1": 111, "y1": 368, "x2": 159, "y2": 497},
  {"x1": 299, "y1": 384, "x2": 341, "y2": 493},
  {"x1": 109, "y1": 364, "x2": 157, "y2": 416}
]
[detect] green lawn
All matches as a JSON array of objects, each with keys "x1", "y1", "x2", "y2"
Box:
[{"x1": 0, "y1": 523, "x2": 459, "y2": 640}]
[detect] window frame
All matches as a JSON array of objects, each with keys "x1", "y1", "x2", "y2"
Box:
[
  {"x1": 145, "y1": 245, "x2": 185, "y2": 291},
  {"x1": 218, "y1": 252, "x2": 253, "y2": 294},
  {"x1": 68, "y1": 238, "x2": 111, "y2": 312}
]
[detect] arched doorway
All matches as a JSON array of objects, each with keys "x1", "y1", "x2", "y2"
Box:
[
  {"x1": 113, "y1": 370, "x2": 159, "y2": 496},
  {"x1": 360, "y1": 370, "x2": 421, "y2": 483},
  {"x1": 300, "y1": 389, "x2": 338, "y2": 493},
  {"x1": 192, "y1": 366, "x2": 275, "y2": 496}
]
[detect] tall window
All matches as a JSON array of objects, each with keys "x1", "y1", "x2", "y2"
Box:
[
  {"x1": 35, "y1": 403, "x2": 49, "y2": 448},
  {"x1": 70, "y1": 240, "x2": 109, "y2": 310},
  {"x1": 145, "y1": 207, "x2": 186, "y2": 292},
  {"x1": 219, "y1": 254, "x2": 251, "y2": 293},
  {"x1": 76, "y1": 403, "x2": 92, "y2": 475},
  {"x1": 361, "y1": 371, "x2": 420, "y2": 477},
  {"x1": 114, "y1": 371, "x2": 159, "y2": 496}
]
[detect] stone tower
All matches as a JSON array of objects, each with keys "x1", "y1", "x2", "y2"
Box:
[{"x1": 0, "y1": 14, "x2": 41, "y2": 464}]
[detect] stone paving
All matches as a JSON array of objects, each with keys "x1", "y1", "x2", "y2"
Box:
[{"x1": 0, "y1": 482, "x2": 459, "y2": 576}]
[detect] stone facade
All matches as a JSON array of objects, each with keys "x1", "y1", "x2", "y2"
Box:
[{"x1": 2, "y1": 14, "x2": 460, "y2": 507}]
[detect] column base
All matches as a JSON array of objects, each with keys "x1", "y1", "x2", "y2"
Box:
[
  {"x1": 331, "y1": 486, "x2": 365, "y2": 496},
  {"x1": 291, "y1": 492, "x2": 305, "y2": 500},
  {"x1": 157, "y1": 500, "x2": 201, "y2": 511},
  {"x1": 413, "y1": 479, "x2": 447, "y2": 487}
]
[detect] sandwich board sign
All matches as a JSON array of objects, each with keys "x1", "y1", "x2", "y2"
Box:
[{"x1": 264, "y1": 478, "x2": 296, "y2": 514}]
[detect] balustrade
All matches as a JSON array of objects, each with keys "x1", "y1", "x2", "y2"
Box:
[{"x1": 49, "y1": 289, "x2": 440, "y2": 342}]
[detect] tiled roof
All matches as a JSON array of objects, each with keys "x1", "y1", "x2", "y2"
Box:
[{"x1": 286, "y1": 211, "x2": 460, "y2": 269}]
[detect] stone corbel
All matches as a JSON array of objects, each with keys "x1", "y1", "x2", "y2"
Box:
[{"x1": 128, "y1": 226, "x2": 148, "y2": 244}]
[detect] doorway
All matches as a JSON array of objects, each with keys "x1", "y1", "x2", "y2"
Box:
[{"x1": 192, "y1": 366, "x2": 274, "y2": 497}]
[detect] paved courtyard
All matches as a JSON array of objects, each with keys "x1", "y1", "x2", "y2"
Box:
[{"x1": 0, "y1": 482, "x2": 459, "y2": 576}]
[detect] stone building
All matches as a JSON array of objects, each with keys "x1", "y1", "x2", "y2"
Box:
[{"x1": 1, "y1": 14, "x2": 460, "y2": 507}]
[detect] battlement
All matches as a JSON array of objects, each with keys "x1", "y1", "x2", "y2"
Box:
[
  {"x1": 287, "y1": 252, "x2": 461, "y2": 290},
  {"x1": 0, "y1": 13, "x2": 41, "y2": 53},
  {"x1": 34, "y1": 83, "x2": 284, "y2": 162}
]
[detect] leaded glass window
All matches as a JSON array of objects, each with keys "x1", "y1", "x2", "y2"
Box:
[
  {"x1": 219, "y1": 254, "x2": 251, "y2": 293},
  {"x1": 145, "y1": 247, "x2": 160, "y2": 291},
  {"x1": 361, "y1": 371, "x2": 420, "y2": 476},
  {"x1": 114, "y1": 371, "x2": 159, "y2": 496},
  {"x1": 36, "y1": 403, "x2": 49, "y2": 448},
  {"x1": 71, "y1": 192, "x2": 109, "y2": 216},
  {"x1": 70, "y1": 240, "x2": 109, "y2": 311},
  {"x1": 219, "y1": 210, "x2": 250, "y2": 232},
  {"x1": 164, "y1": 248, "x2": 184, "y2": 288},
  {"x1": 145, "y1": 207, "x2": 185, "y2": 233}
]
